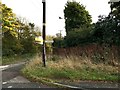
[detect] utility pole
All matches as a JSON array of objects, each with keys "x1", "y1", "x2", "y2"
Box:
[
  {"x1": 59, "y1": 17, "x2": 63, "y2": 38},
  {"x1": 42, "y1": 0, "x2": 46, "y2": 67},
  {"x1": 59, "y1": 30, "x2": 62, "y2": 38}
]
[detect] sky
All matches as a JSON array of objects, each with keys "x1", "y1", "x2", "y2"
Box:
[{"x1": 2, "y1": 0, "x2": 111, "y2": 36}]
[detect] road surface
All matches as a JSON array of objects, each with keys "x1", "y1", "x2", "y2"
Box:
[{"x1": 1, "y1": 62, "x2": 51, "y2": 89}]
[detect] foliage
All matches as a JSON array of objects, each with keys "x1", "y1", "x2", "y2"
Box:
[
  {"x1": 93, "y1": 14, "x2": 120, "y2": 45},
  {"x1": 53, "y1": 1, "x2": 120, "y2": 48},
  {"x1": 110, "y1": 1, "x2": 120, "y2": 20},
  {"x1": 53, "y1": 38, "x2": 65, "y2": 48},
  {"x1": 64, "y1": 26, "x2": 94, "y2": 47},
  {"x1": 64, "y1": 1, "x2": 92, "y2": 35},
  {"x1": 2, "y1": 3, "x2": 22, "y2": 56},
  {"x1": 2, "y1": 53, "x2": 34, "y2": 65},
  {"x1": 46, "y1": 35, "x2": 55, "y2": 53},
  {"x1": 110, "y1": 1, "x2": 120, "y2": 45},
  {"x1": 15, "y1": 17, "x2": 43, "y2": 54},
  {"x1": 53, "y1": 1, "x2": 93, "y2": 48},
  {"x1": 2, "y1": 2, "x2": 42, "y2": 56},
  {"x1": 92, "y1": 1, "x2": 120, "y2": 45},
  {"x1": 2, "y1": 4, "x2": 19, "y2": 36},
  {"x1": 2, "y1": 31, "x2": 22, "y2": 55}
]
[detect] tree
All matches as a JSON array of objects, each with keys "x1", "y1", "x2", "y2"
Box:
[
  {"x1": 110, "y1": 1, "x2": 120, "y2": 19},
  {"x1": 16, "y1": 17, "x2": 41, "y2": 54},
  {"x1": 2, "y1": 2, "x2": 42, "y2": 55},
  {"x1": 92, "y1": 1, "x2": 120, "y2": 45},
  {"x1": 64, "y1": 1, "x2": 92, "y2": 35},
  {"x1": 109, "y1": 1, "x2": 120, "y2": 45},
  {"x1": 93, "y1": 14, "x2": 120, "y2": 45},
  {"x1": 2, "y1": 3, "x2": 22, "y2": 55},
  {"x1": 2, "y1": 3, "x2": 19, "y2": 37}
]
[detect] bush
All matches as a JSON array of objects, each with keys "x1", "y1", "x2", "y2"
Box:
[
  {"x1": 53, "y1": 38, "x2": 65, "y2": 48},
  {"x1": 64, "y1": 27, "x2": 94, "y2": 47}
]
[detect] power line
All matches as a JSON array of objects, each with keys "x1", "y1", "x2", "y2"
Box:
[
  {"x1": 36, "y1": 0, "x2": 42, "y2": 5},
  {"x1": 29, "y1": 0, "x2": 41, "y2": 10}
]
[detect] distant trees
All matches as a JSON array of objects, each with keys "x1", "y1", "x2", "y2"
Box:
[
  {"x1": 93, "y1": 15, "x2": 119, "y2": 45},
  {"x1": 2, "y1": 4, "x2": 19, "y2": 36},
  {"x1": 110, "y1": 1, "x2": 120, "y2": 45},
  {"x1": 64, "y1": 1, "x2": 92, "y2": 35},
  {"x1": 2, "y1": 2, "x2": 42, "y2": 56},
  {"x1": 93, "y1": 1, "x2": 120, "y2": 45},
  {"x1": 2, "y1": 3, "x2": 21, "y2": 55},
  {"x1": 64, "y1": 26, "x2": 94, "y2": 47},
  {"x1": 63, "y1": 1, "x2": 93, "y2": 47},
  {"x1": 16, "y1": 17, "x2": 41, "y2": 54},
  {"x1": 53, "y1": 1, "x2": 93, "y2": 48},
  {"x1": 53, "y1": 1, "x2": 120, "y2": 48},
  {"x1": 110, "y1": 1, "x2": 120, "y2": 20}
]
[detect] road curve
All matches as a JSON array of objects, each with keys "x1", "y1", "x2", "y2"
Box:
[{"x1": 2, "y1": 62, "x2": 51, "y2": 89}]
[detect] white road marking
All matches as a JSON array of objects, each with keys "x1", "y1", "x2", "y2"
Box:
[
  {"x1": 0, "y1": 62, "x2": 25, "y2": 71},
  {"x1": 53, "y1": 82, "x2": 88, "y2": 90},
  {"x1": 2, "y1": 82, "x2": 7, "y2": 85},
  {"x1": 8, "y1": 86, "x2": 12, "y2": 88},
  {"x1": 53, "y1": 82, "x2": 79, "y2": 89},
  {"x1": 0, "y1": 65, "x2": 9, "y2": 70},
  {"x1": 7, "y1": 76, "x2": 30, "y2": 83}
]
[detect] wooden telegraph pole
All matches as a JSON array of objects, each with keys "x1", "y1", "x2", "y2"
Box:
[{"x1": 42, "y1": 0, "x2": 46, "y2": 67}]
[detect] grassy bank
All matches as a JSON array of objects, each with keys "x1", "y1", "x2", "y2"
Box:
[
  {"x1": 2, "y1": 54, "x2": 34, "y2": 65},
  {"x1": 22, "y1": 55, "x2": 118, "y2": 84}
]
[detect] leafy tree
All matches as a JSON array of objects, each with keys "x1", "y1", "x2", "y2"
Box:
[
  {"x1": 93, "y1": 1, "x2": 120, "y2": 45},
  {"x1": 110, "y1": 1, "x2": 120, "y2": 19},
  {"x1": 17, "y1": 17, "x2": 40, "y2": 54},
  {"x1": 109, "y1": 1, "x2": 120, "y2": 45},
  {"x1": 2, "y1": 4, "x2": 19, "y2": 37},
  {"x1": 53, "y1": 1, "x2": 93, "y2": 48},
  {"x1": 64, "y1": 1, "x2": 92, "y2": 35},
  {"x1": 2, "y1": 3, "x2": 22, "y2": 55},
  {"x1": 34, "y1": 26, "x2": 41, "y2": 36},
  {"x1": 2, "y1": 2, "x2": 42, "y2": 55}
]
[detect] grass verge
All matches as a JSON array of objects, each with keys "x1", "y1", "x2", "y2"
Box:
[
  {"x1": 21, "y1": 55, "x2": 119, "y2": 85},
  {"x1": 2, "y1": 53, "x2": 34, "y2": 65}
]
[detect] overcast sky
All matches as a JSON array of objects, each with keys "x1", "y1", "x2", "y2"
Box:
[{"x1": 2, "y1": 0, "x2": 111, "y2": 36}]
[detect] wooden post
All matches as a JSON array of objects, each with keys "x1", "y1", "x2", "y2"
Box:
[{"x1": 42, "y1": 0, "x2": 46, "y2": 67}]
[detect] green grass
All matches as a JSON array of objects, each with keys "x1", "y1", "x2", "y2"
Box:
[
  {"x1": 2, "y1": 53, "x2": 34, "y2": 65},
  {"x1": 22, "y1": 55, "x2": 118, "y2": 84},
  {"x1": 22, "y1": 66, "x2": 118, "y2": 82}
]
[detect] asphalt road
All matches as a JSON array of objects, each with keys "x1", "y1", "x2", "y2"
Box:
[{"x1": 2, "y1": 62, "x2": 51, "y2": 89}]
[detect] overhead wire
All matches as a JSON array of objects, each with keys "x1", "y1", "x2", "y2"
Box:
[{"x1": 29, "y1": 0, "x2": 42, "y2": 10}]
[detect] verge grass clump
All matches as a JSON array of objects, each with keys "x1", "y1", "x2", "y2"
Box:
[{"x1": 22, "y1": 54, "x2": 118, "y2": 83}]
